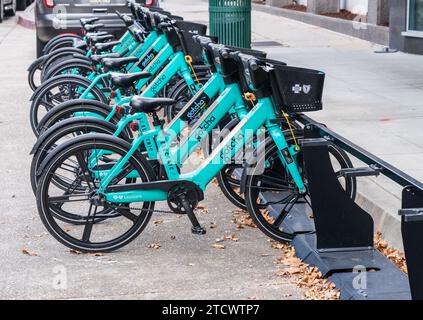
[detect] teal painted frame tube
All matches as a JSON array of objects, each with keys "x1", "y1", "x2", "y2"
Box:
[{"x1": 101, "y1": 97, "x2": 306, "y2": 203}]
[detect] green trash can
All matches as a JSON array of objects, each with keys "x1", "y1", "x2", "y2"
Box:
[{"x1": 209, "y1": 0, "x2": 252, "y2": 49}]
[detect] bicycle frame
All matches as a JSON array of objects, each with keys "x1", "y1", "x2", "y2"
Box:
[
  {"x1": 81, "y1": 30, "x2": 163, "y2": 84},
  {"x1": 97, "y1": 96, "x2": 306, "y2": 204},
  {"x1": 85, "y1": 71, "x2": 236, "y2": 171},
  {"x1": 79, "y1": 38, "x2": 198, "y2": 102}
]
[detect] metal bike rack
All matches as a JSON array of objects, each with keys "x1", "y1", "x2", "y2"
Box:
[{"x1": 262, "y1": 114, "x2": 423, "y2": 300}]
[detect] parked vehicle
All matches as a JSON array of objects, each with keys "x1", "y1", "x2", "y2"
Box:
[
  {"x1": 0, "y1": 1, "x2": 34, "y2": 23},
  {"x1": 35, "y1": 0, "x2": 160, "y2": 57}
]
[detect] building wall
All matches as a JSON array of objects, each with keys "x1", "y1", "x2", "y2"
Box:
[
  {"x1": 389, "y1": 0, "x2": 423, "y2": 54},
  {"x1": 341, "y1": 0, "x2": 368, "y2": 14},
  {"x1": 295, "y1": 0, "x2": 368, "y2": 14}
]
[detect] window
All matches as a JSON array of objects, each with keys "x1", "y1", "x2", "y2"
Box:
[
  {"x1": 408, "y1": 0, "x2": 423, "y2": 32},
  {"x1": 403, "y1": 0, "x2": 423, "y2": 37}
]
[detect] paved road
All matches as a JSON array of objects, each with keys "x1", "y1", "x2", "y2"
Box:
[{"x1": 0, "y1": 17, "x2": 303, "y2": 299}]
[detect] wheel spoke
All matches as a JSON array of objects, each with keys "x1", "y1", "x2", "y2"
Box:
[
  {"x1": 273, "y1": 194, "x2": 298, "y2": 228},
  {"x1": 114, "y1": 207, "x2": 138, "y2": 223},
  {"x1": 48, "y1": 193, "x2": 89, "y2": 204},
  {"x1": 82, "y1": 204, "x2": 97, "y2": 242},
  {"x1": 250, "y1": 185, "x2": 295, "y2": 192},
  {"x1": 76, "y1": 151, "x2": 96, "y2": 189}
]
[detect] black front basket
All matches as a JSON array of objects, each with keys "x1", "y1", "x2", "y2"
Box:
[
  {"x1": 176, "y1": 21, "x2": 208, "y2": 64},
  {"x1": 270, "y1": 65, "x2": 325, "y2": 113}
]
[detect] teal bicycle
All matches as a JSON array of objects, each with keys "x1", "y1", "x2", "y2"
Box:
[
  {"x1": 35, "y1": 51, "x2": 355, "y2": 252},
  {"x1": 30, "y1": 38, "x2": 268, "y2": 213},
  {"x1": 30, "y1": 15, "x2": 209, "y2": 136},
  {"x1": 28, "y1": 2, "x2": 165, "y2": 90}
]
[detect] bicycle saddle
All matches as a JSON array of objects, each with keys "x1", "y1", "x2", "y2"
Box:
[
  {"x1": 86, "y1": 31, "x2": 108, "y2": 38},
  {"x1": 90, "y1": 52, "x2": 121, "y2": 64},
  {"x1": 80, "y1": 17, "x2": 99, "y2": 26},
  {"x1": 88, "y1": 34, "x2": 113, "y2": 45},
  {"x1": 109, "y1": 72, "x2": 152, "y2": 89},
  {"x1": 84, "y1": 23, "x2": 104, "y2": 33},
  {"x1": 130, "y1": 96, "x2": 176, "y2": 114},
  {"x1": 95, "y1": 41, "x2": 120, "y2": 53},
  {"x1": 102, "y1": 56, "x2": 139, "y2": 72}
]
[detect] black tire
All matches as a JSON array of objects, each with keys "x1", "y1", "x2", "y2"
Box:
[
  {"x1": 0, "y1": 1, "x2": 4, "y2": 23},
  {"x1": 35, "y1": 100, "x2": 118, "y2": 137},
  {"x1": 36, "y1": 34, "x2": 45, "y2": 58},
  {"x1": 43, "y1": 34, "x2": 83, "y2": 55},
  {"x1": 42, "y1": 37, "x2": 77, "y2": 56},
  {"x1": 5, "y1": 0, "x2": 16, "y2": 16},
  {"x1": 41, "y1": 49, "x2": 88, "y2": 81},
  {"x1": 42, "y1": 59, "x2": 94, "y2": 82},
  {"x1": 28, "y1": 57, "x2": 44, "y2": 91},
  {"x1": 16, "y1": 0, "x2": 26, "y2": 11},
  {"x1": 36, "y1": 134, "x2": 156, "y2": 253},
  {"x1": 47, "y1": 34, "x2": 83, "y2": 46},
  {"x1": 244, "y1": 131, "x2": 356, "y2": 243},
  {"x1": 31, "y1": 117, "x2": 131, "y2": 196},
  {"x1": 30, "y1": 75, "x2": 108, "y2": 136}
]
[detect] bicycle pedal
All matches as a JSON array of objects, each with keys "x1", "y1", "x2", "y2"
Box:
[{"x1": 191, "y1": 226, "x2": 206, "y2": 235}]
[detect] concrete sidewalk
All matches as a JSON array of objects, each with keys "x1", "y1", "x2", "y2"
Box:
[
  {"x1": 0, "y1": 17, "x2": 304, "y2": 299},
  {"x1": 162, "y1": 0, "x2": 423, "y2": 249}
]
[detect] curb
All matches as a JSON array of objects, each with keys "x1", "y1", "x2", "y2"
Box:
[{"x1": 17, "y1": 4, "x2": 35, "y2": 30}]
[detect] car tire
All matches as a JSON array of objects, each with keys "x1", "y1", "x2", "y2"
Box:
[
  {"x1": 16, "y1": 0, "x2": 26, "y2": 11},
  {"x1": 36, "y1": 35, "x2": 45, "y2": 58},
  {"x1": 0, "y1": 1, "x2": 4, "y2": 23},
  {"x1": 5, "y1": 0, "x2": 16, "y2": 16}
]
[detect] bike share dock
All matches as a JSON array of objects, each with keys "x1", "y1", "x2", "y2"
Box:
[{"x1": 260, "y1": 114, "x2": 423, "y2": 300}]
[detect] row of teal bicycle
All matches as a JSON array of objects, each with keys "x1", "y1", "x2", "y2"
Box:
[{"x1": 28, "y1": 0, "x2": 356, "y2": 253}]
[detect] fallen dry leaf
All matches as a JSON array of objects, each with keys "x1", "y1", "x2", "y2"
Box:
[
  {"x1": 22, "y1": 249, "x2": 37, "y2": 257},
  {"x1": 69, "y1": 249, "x2": 82, "y2": 255},
  {"x1": 374, "y1": 232, "x2": 407, "y2": 273},
  {"x1": 212, "y1": 244, "x2": 225, "y2": 250},
  {"x1": 197, "y1": 205, "x2": 209, "y2": 214},
  {"x1": 153, "y1": 219, "x2": 164, "y2": 225},
  {"x1": 210, "y1": 223, "x2": 217, "y2": 229},
  {"x1": 272, "y1": 242, "x2": 340, "y2": 300},
  {"x1": 276, "y1": 267, "x2": 303, "y2": 276},
  {"x1": 231, "y1": 209, "x2": 257, "y2": 229},
  {"x1": 148, "y1": 243, "x2": 161, "y2": 250},
  {"x1": 89, "y1": 253, "x2": 104, "y2": 257}
]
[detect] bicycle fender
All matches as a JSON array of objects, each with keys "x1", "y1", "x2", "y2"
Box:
[
  {"x1": 36, "y1": 99, "x2": 113, "y2": 132},
  {"x1": 31, "y1": 116, "x2": 120, "y2": 155},
  {"x1": 30, "y1": 74, "x2": 93, "y2": 101}
]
